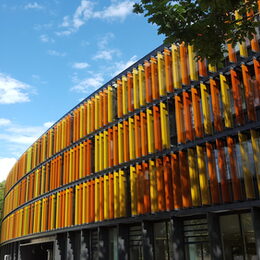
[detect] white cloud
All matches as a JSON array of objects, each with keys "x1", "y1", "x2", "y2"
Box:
[
  {"x1": 24, "y1": 2, "x2": 43, "y2": 10},
  {"x1": 0, "y1": 121, "x2": 55, "y2": 145},
  {"x1": 93, "y1": 1, "x2": 134, "y2": 20},
  {"x1": 72, "y1": 0, "x2": 93, "y2": 29},
  {"x1": 6, "y1": 126, "x2": 44, "y2": 134},
  {"x1": 0, "y1": 134, "x2": 37, "y2": 145},
  {"x1": 0, "y1": 121, "x2": 54, "y2": 159},
  {"x1": 61, "y1": 16, "x2": 70, "y2": 27},
  {"x1": 31, "y1": 74, "x2": 47, "y2": 85},
  {"x1": 93, "y1": 49, "x2": 120, "y2": 61},
  {"x1": 72, "y1": 62, "x2": 89, "y2": 69},
  {"x1": 5, "y1": 144, "x2": 28, "y2": 158},
  {"x1": 47, "y1": 50, "x2": 66, "y2": 57},
  {"x1": 71, "y1": 74, "x2": 103, "y2": 93},
  {"x1": 56, "y1": 1, "x2": 94, "y2": 36},
  {"x1": 56, "y1": 1, "x2": 134, "y2": 36},
  {"x1": 92, "y1": 33, "x2": 120, "y2": 61},
  {"x1": 43, "y1": 121, "x2": 54, "y2": 128},
  {"x1": 112, "y1": 55, "x2": 138, "y2": 76},
  {"x1": 32, "y1": 74, "x2": 40, "y2": 80},
  {"x1": 0, "y1": 118, "x2": 11, "y2": 126},
  {"x1": 34, "y1": 23, "x2": 53, "y2": 31},
  {"x1": 0, "y1": 157, "x2": 17, "y2": 182},
  {"x1": 98, "y1": 32, "x2": 114, "y2": 49},
  {"x1": 71, "y1": 72, "x2": 79, "y2": 83},
  {"x1": 0, "y1": 73, "x2": 33, "y2": 104},
  {"x1": 80, "y1": 40, "x2": 90, "y2": 47},
  {"x1": 40, "y1": 34, "x2": 54, "y2": 43},
  {"x1": 55, "y1": 30, "x2": 73, "y2": 36}
]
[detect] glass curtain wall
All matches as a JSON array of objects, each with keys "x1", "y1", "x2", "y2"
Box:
[
  {"x1": 154, "y1": 221, "x2": 174, "y2": 260},
  {"x1": 220, "y1": 213, "x2": 257, "y2": 260}
]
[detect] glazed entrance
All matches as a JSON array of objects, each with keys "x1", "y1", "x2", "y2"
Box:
[{"x1": 20, "y1": 242, "x2": 53, "y2": 260}]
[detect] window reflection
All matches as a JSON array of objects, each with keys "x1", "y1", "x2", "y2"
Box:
[
  {"x1": 90, "y1": 230, "x2": 99, "y2": 260},
  {"x1": 184, "y1": 218, "x2": 211, "y2": 260},
  {"x1": 220, "y1": 213, "x2": 257, "y2": 260},
  {"x1": 109, "y1": 227, "x2": 118, "y2": 260},
  {"x1": 154, "y1": 221, "x2": 173, "y2": 260},
  {"x1": 129, "y1": 225, "x2": 143, "y2": 260},
  {"x1": 241, "y1": 213, "x2": 257, "y2": 260}
]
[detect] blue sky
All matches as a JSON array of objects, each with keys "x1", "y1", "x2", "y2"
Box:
[{"x1": 0, "y1": 0, "x2": 164, "y2": 181}]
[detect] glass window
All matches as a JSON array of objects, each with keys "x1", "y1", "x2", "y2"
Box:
[
  {"x1": 220, "y1": 214, "x2": 244, "y2": 259},
  {"x1": 184, "y1": 218, "x2": 210, "y2": 260},
  {"x1": 90, "y1": 230, "x2": 99, "y2": 260},
  {"x1": 185, "y1": 243, "x2": 210, "y2": 260},
  {"x1": 154, "y1": 221, "x2": 173, "y2": 260},
  {"x1": 241, "y1": 213, "x2": 257, "y2": 259},
  {"x1": 109, "y1": 227, "x2": 118, "y2": 260},
  {"x1": 129, "y1": 225, "x2": 143, "y2": 260},
  {"x1": 220, "y1": 213, "x2": 257, "y2": 260}
]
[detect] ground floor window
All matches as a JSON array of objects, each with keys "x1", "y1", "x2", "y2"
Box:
[
  {"x1": 184, "y1": 218, "x2": 210, "y2": 260},
  {"x1": 20, "y1": 242, "x2": 54, "y2": 260},
  {"x1": 4, "y1": 211, "x2": 260, "y2": 260},
  {"x1": 220, "y1": 213, "x2": 257, "y2": 260},
  {"x1": 109, "y1": 227, "x2": 118, "y2": 260},
  {"x1": 90, "y1": 229, "x2": 99, "y2": 260},
  {"x1": 154, "y1": 221, "x2": 174, "y2": 260},
  {"x1": 129, "y1": 225, "x2": 143, "y2": 260}
]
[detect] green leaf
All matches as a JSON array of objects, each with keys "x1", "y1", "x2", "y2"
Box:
[{"x1": 133, "y1": 0, "x2": 259, "y2": 64}]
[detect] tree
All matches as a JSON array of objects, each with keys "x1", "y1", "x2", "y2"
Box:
[
  {"x1": 0, "y1": 181, "x2": 5, "y2": 223},
  {"x1": 133, "y1": 0, "x2": 260, "y2": 64}
]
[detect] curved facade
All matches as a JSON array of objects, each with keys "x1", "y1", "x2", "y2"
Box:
[{"x1": 1, "y1": 38, "x2": 260, "y2": 259}]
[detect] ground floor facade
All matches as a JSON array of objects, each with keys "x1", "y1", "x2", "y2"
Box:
[{"x1": 1, "y1": 203, "x2": 260, "y2": 260}]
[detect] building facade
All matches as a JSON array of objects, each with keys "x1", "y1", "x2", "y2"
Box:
[{"x1": 1, "y1": 39, "x2": 260, "y2": 260}]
